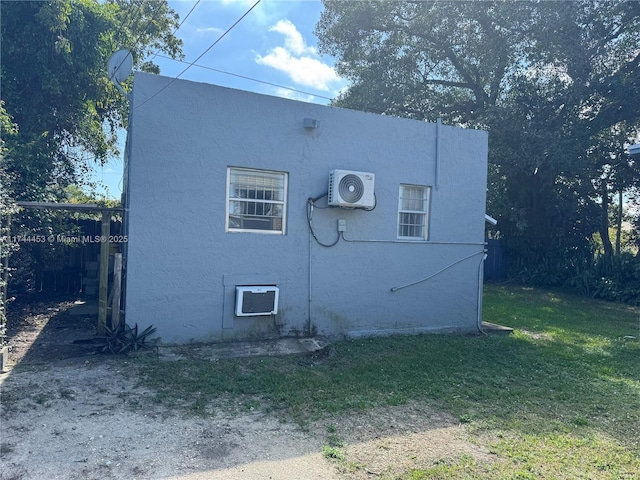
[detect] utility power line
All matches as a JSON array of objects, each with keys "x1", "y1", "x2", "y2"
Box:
[
  {"x1": 112, "y1": 0, "x2": 169, "y2": 89},
  {"x1": 148, "y1": 0, "x2": 202, "y2": 62},
  {"x1": 134, "y1": 0, "x2": 262, "y2": 110},
  {"x1": 154, "y1": 54, "x2": 334, "y2": 102}
]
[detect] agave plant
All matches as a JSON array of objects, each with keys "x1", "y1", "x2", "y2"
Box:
[{"x1": 97, "y1": 322, "x2": 158, "y2": 354}]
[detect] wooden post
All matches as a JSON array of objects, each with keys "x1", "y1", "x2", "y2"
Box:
[
  {"x1": 1, "y1": 214, "x2": 10, "y2": 370},
  {"x1": 98, "y1": 211, "x2": 110, "y2": 336},
  {"x1": 1, "y1": 214, "x2": 9, "y2": 314},
  {"x1": 111, "y1": 253, "x2": 122, "y2": 332}
]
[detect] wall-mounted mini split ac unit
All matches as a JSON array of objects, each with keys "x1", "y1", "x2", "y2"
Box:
[
  {"x1": 235, "y1": 286, "x2": 279, "y2": 317},
  {"x1": 328, "y1": 169, "x2": 375, "y2": 208}
]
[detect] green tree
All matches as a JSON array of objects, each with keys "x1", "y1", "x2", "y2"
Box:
[
  {"x1": 0, "y1": 103, "x2": 18, "y2": 344},
  {"x1": 1, "y1": 0, "x2": 182, "y2": 293},
  {"x1": 584, "y1": 126, "x2": 639, "y2": 261},
  {"x1": 316, "y1": 0, "x2": 640, "y2": 283},
  {"x1": 0, "y1": 0, "x2": 183, "y2": 201}
]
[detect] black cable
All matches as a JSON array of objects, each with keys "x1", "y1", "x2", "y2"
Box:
[
  {"x1": 134, "y1": 0, "x2": 172, "y2": 50},
  {"x1": 121, "y1": 0, "x2": 144, "y2": 34},
  {"x1": 111, "y1": 0, "x2": 167, "y2": 88},
  {"x1": 148, "y1": 0, "x2": 202, "y2": 62},
  {"x1": 311, "y1": 191, "x2": 328, "y2": 203},
  {"x1": 307, "y1": 199, "x2": 340, "y2": 248},
  {"x1": 134, "y1": 0, "x2": 261, "y2": 110},
  {"x1": 109, "y1": 0, "x2": 144, "y2": 82},
  {"x1": 118, "y1": 0, "x2": 136, "y2": 35},
  {"x1": 363, "y1": 192, "x2": 377, "y2": 211},
  {"x1": 154, "y1": 54, "x2": 334, "y2": 102}
]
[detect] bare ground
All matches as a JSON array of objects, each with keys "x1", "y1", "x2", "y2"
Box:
[{"x1": 0, "y1": 296, "x2": 494, "y2": 480}]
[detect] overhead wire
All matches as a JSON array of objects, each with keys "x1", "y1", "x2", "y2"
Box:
[
  {"x1": 111, "y1": 0, "x2": 165, "y2": 89},
  {"x1": 133, "y1": 0, "x2": 171, "y2": 50},
  {"x1": 117, "y1": 0, "x2": 135, "y2": 34},
  {"x1": 120, "y1": 0, "x2": 143, "y2": 34},
  {"x1": 108, "y1": 0, "x2": 142, "y2": 81},
  {"x1": 134, "y1": 0, "x2": 262, "y2": 110},
  {"x1": 153, "y1": 54, "x2": 334, "y2": 101},
  {"x1": 147, "y1": 0, "x2": 202, "y2": 62}
]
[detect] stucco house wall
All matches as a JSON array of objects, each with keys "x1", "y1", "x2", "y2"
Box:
[{"x1": 124, "y1": 72, "x2": 488, "y2": 344}]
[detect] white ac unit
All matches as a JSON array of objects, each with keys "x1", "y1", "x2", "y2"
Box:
[
  {"x1": 328, "y1": 170, "x2": 375, "y2": 208},
  {"x1": 235, "y1": 286, "x2": 279, "y2": 317}
]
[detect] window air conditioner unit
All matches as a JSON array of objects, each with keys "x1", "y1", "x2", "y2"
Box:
[
  {"x1": 235, "y1": 286, "x2": 279, "y2": 316},
  {"x1": 328, "y1": 169, "x2": 375, "y2": 208}
]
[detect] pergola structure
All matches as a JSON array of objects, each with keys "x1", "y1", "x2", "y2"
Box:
[{"x1": 5, "y1": 202, "x2": 124, "y2": 337}]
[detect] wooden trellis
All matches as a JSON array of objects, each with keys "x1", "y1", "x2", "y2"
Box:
[{"x1": 11, "y1": 202, "x2": 124, "y2": 336}]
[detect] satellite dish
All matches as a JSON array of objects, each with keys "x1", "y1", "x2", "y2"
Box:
[{"x1": 107, "y1": 49, "x2": 133, "y2": 84}]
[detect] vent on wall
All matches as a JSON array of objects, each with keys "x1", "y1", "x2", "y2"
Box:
[{"x1": 235, "y1": 286, "x2": 279, "y2": 317}]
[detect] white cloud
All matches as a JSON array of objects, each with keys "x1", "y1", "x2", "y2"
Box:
[
  {"x1": 195, "y1": 26, "x2": 224, "y2": 34},
  {"x1": 257, "y1": 47, "x2": 341, "y2": 91},
  {"x1": 256, "y1": 19, "x2": 344, "y2": 92},
  {"x1": 269, "y1": 19, "x2": 315, "y2": 56}
]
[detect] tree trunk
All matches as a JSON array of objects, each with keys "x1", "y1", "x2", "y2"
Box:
[{"x1": 599, "y1": 183, "x2": 614, "y2": 259}]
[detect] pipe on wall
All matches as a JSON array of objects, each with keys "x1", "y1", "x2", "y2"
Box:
[
  {"x1": 477, "y1": 253, "x2": 488, "y2": 333},
  {"x1": 341, "y1": 235, "x2": 485, "y2": 246},
  {"x1": 435, "y1": 117, "x2": 442, "y2": 189},
  {"x1": 390, "y1": 250, "x2": 485, "y2": 292},
  {"x1": 307, "y1": 223, "x2": 313, "y2": 336}
]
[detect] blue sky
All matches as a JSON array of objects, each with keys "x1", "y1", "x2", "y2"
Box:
[{"x1": 91, "y1": 0, "x2": 346, "y2": 199}]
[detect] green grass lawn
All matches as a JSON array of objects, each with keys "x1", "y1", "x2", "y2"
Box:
[{"x1": 133, "y1": 285, "x2": 640, "y2": 479}]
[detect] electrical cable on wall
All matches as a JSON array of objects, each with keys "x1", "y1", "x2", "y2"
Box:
[
  {"x1": 307, "y1": 196, "x2": 341, "y2": 247},
  {"x1": 363, "y1": 193, "x2": 377, "y2": 211},
  {"x1": 390, "y1": 250, "x2": 486, "y2": 292}
]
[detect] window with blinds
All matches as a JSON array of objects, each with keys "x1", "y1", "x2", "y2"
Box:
[
  {"x1": 226, "y1": 168, "x2": 287, "y2": 233},
  {"x1": 398, "y1": 184, "x2": 430, "y2": 240}
]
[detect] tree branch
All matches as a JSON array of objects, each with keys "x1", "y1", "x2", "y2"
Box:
[{"x1": 421, "y1": 78, "x2": 474, "y2": 89}]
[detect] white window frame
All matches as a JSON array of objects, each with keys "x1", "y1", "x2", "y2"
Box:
[
  {"x1": 397, "y1": 184, "x2": 430, "y2": 240},
  {"x1": 226, "y1": 167, "x2": 288, "y2": 234}
]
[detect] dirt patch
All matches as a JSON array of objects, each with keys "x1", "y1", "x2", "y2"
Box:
[
  {"x1": 1, "y1": 296, "x2": 495, "y2": 479},
  {"x1": 322, "y1": 402, "x2": 494, "y2": 479},
  {"x1": 1, "y1": 360, "x2": 341, "y2": 480},
  {"x1": 4, "y1": 294, "x2": 98, "y2": 365}
]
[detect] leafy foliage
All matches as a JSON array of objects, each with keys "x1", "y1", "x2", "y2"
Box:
[
  {"x1": 590, "y1": 253, "x2": 640, "y2": 305},
  {"x1": 1, "y1": 0, "x2": 182, "y2": 291},
  {"x1": 316, "y1": 0, "x2": 640, "y2": 284},
  {"x1": 1, "y1": 0, "x2": 183, "y2": 201},
  {"x1": 0, "y1": 102, "x2": 18, "y2": 345}
]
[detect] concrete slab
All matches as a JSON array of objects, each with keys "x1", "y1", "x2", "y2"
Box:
[{"x1": 159, "y1": 336, "x2": 330, "y2": 361}]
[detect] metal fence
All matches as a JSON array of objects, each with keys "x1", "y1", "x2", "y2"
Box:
[{"x1": 485, "y1": 239, "x2": 507, "y2": 281}]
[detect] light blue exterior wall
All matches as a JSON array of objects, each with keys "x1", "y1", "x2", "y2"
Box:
[{"x1": 124, "y1": 73, "x2": 488, "y2": 344}]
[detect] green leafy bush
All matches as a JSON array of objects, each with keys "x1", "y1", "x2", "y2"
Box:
[{"x1": 590, "y1": 253, "x2": 640, "y2": 305}]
